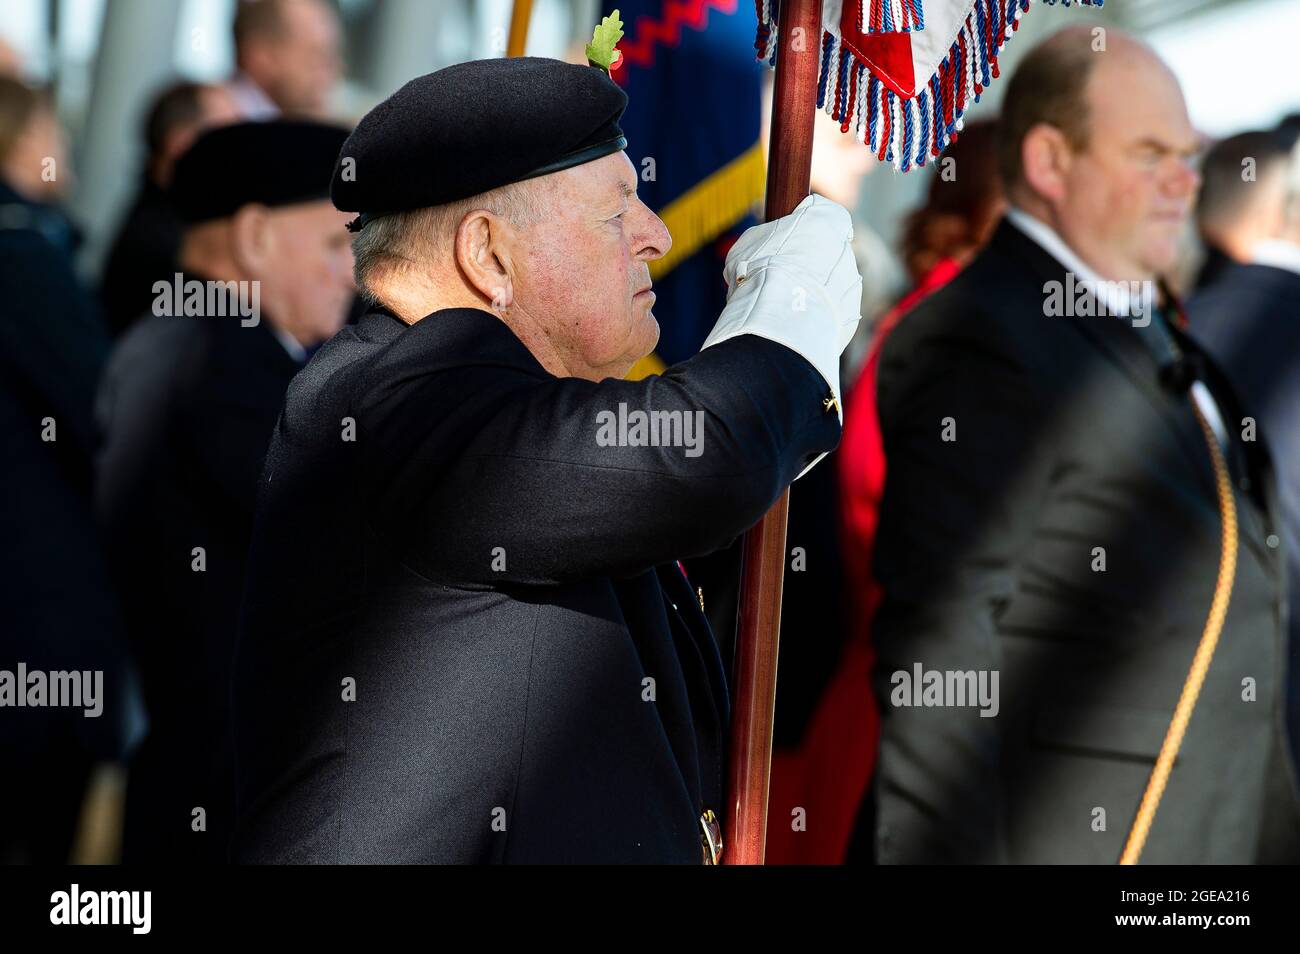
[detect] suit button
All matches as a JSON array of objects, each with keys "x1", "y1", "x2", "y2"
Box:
[
  {"x1": 699, "y1": 809, "x2": 723, "y2": 865},
  {"x1": 1267, "y1": 534, "x2": 1280, "y2": 549}
]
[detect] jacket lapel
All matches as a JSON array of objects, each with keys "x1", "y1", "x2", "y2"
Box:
[{"x1": 990, "y1": 220, "x2": 1218, "y2": 499}]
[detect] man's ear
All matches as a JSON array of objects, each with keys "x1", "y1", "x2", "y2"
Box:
[
  {"x1": 1021, "y1": 122, "x2": 1074, "y2": 205},
  {"x1": 230, "y1": 204, "x2": 273, "y2": 277},
  {"x1": 455, "y1": 210, "x2": 515, "y2": 311}
]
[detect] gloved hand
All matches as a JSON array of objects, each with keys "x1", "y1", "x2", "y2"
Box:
[{"x1": 701, "y1": 193, "x2": 862, "y2": 425}]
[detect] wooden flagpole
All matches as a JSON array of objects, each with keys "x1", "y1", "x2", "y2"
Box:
[
  {"x1": 724, "y1": 0, "x2": 823, "y2": 866},
  {"x1": 507, "y1": 0, "x2": 534, "y2": 57}
]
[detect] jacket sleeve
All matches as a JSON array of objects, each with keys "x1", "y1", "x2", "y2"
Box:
[
  {"x1": 355, "y1": 334, "x2": 840, "y2": 586},
  {"x1": 870, "y1": 312, "x2": 1055, "y2": 864}
]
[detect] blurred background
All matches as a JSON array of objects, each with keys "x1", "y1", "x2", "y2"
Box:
[{"x1": 1, "y1": 0, "x2": 1298, "y2": 291}]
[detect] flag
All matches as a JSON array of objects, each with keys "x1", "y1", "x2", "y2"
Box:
[{"x1": 754, "y1": 0, "x2": 1104, "y2": 170}]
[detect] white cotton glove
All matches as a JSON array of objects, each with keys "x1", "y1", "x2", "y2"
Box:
[
  {"x1": 700, "y1": 193, "x2": 862, "y2": 477},
  {"x1": 702, "y1": 194, "x2": 861, "y2": 418}
]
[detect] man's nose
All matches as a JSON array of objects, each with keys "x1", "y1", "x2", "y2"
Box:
[
  {"x1": 1164, "y1": 157, "x2": 1200, "y2": 198},
  {"x1": 635, "y1": 201, "x2": 672, "y2": 262}
]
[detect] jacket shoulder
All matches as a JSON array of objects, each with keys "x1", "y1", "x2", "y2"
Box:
[{"x1": 878, "y1": 244, "x2": 1056, "y2": 378}]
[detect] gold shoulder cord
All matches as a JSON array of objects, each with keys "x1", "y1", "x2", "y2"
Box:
[{"x1": 1119, "y1": 329, "x2": 1240, "y2": 864}]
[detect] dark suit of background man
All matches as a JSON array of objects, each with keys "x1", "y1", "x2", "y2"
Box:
[
  {"x1": 96, "y1": 121, "x2": 355, "y2": 863},
  {"x1": 1192, "y1": 131, "x2": 1294, "y2": 294},
  {"x1": 869, "y1": 27, "x2": 1300, "y2": 863},
  {"x1": 233, "y1": 58, "x2": 861, "y2": 864},
  {"x1": 99, "y1": 80, "x2": 239, "y2": 337},
  {"x1": 1191, "y1": 135, "x2": 1300, "y2": 784}
]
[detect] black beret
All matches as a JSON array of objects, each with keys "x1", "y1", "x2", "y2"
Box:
[
  {"x1": 332, "y1": 57, "x2": 628, "y2": 230},
  {"x1": 170, "y1": 120, "x2": 350, "y2": 224}
]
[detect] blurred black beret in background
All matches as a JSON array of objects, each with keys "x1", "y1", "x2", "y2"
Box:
[
  {"x1": 332, "y1": 57, "x2": 628, "y2": 231},
  {"x1": 170, "y1": 120, "x2": 350, "y2": 224}
]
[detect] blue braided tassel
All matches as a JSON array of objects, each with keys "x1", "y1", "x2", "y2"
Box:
[
  {"x1": 867, "y1": 74, "x2": 880, "y2": 153},
  {"x1": 901, "y1": 98, "x2": 914, "y2": 172},
  {"x1": 885, "y1": 90, "x2": 896, "y2": 164},
  {"x1": 916, "y1": 88, "x2": 930, "y2": 167},
  {"x1": 837, "y1": 47, "x2": 850, "y2": 122},
  {"x1": 815, "y1": 32, "x2": 833, "y2": 109}
]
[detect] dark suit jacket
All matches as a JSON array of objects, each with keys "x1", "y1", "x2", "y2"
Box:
[
  {"x1": 97, "y1": 308, "x2": 303, "y2": 863},
  {"x1": 99, "y1": 176, "x2": 183, "y2": 338},
  {"x1": 1190, "y1": 261, "x2": 1300, "y2": 778},
  {"x1": 232, "y1": 306, "x2": 838, "y2": 863},
  {"x1": 870, "y1": 218, "x2": 1300, "y2": 863}
]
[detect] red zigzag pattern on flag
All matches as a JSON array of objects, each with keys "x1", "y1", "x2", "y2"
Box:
[{"x1": 616, "y1": 0, "x2": 739, "y2": 71}]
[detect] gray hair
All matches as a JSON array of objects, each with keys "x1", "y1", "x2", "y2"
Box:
[{"x1": 351, "y1": 180, "x2": 546, "y2": 306}]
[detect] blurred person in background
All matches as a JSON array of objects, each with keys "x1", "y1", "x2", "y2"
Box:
[
  {"x1": 0, "y1": 77, "x2": 130, "y2": 863},
  {"x1": 0, "y1": 38, "x2": 23, "y2": 79},
  {"x1": 761, "y1": 116, "x2": 958, "y2": 868},
  {"x1": 1193, "y1": 130, "x2": 1294, "y2": 293},
  {"x1": 0, "y1": 77, "x2": 79, "y2": 260},
  {"x1": 871, "y1": 27, "x2": 1300, "y2": 863},
  {"x1": 772, "y1": 120, "x2": 1001, "y2": 865},
  {"x1": 1190, "y1": 138, "x2": 1300, "y2": 780},
  {"x1": 227, "y1": 0, "x2": 343, "y2": 120},
  {"x1": 95, "y1": 120, "x2": 354, "y2": 863},
  {"x1": 100, "y1": 81, "x2": 240, "y2": 337}
]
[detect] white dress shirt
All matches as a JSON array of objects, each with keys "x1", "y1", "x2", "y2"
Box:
[
  {"x1": 1003, "y1": 206, "x2": 1230, "y2": 451},
  {"x1": 1252, "y1": 239, "x2": 1300, "y2": 277}
]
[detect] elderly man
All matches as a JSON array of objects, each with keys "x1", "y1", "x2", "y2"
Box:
[
  {"x1": 869, "y1": 27, "x2": 1300, "y2": 863},
  {"x1": 232, "y1": 57, "x2": 860, "y2": 864},
  {"x1": 97, "y1": 120, "x2": 355, "y2": 863}
]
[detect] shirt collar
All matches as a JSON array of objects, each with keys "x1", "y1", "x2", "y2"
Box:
[
  {"x1": 1251, "y1": 239, "x2": 1300, "y2": 277},
  {"x1": 226, "y1": 73, "x2": 280, "y2": 121},
  {"x1": 270, "y1": 324, "x2": 308, "y2": 363},
  {"x1": 1004, "y1": 206, "x2": 1155, "y2": 318}
]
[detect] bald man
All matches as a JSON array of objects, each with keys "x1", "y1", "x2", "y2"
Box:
[{"x1": 869, "y1": 27, "x2": 1300, "y2": 863}]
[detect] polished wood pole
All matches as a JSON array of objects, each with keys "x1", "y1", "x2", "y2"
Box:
[
  {"x1": 724, "y1": 0, "x2": 822, "y2": 865},
  {"x1": 506, "y1": 0, "x2": 534, "y2": 57}
]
